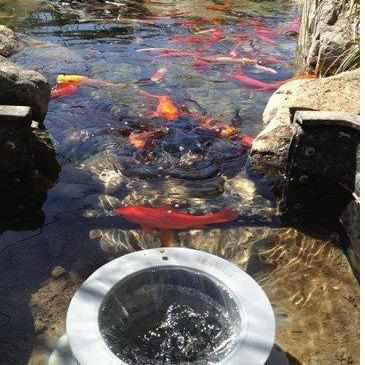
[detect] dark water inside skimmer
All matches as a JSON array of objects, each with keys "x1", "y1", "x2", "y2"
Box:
[
  {"x1": 99, "y1": 267, "x2": 240, "y2": 364},
  {"x1": 102, "y1": 298, "x2": 233, "y2": 364}
]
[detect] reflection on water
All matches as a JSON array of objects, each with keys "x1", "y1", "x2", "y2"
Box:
[{"x1": 0, "y1": 0, "x2": 359, "y2": 364}]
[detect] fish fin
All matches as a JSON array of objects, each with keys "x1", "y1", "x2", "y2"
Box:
[{"x1": 159, "y1": 230, "x2": 175, "y2": 248}]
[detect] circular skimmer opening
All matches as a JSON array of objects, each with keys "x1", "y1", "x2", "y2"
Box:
[{"x1": 98, "y1": 267, "x2": 240, "y2": 364}]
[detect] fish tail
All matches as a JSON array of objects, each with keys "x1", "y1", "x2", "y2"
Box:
[{"x1": 209, "y1": 209, "x2": 238, "y2": 223}]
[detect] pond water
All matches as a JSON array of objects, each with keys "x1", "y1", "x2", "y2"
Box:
[{"x1": 0, "y1": 1, "x2": 359, "y2": 364}]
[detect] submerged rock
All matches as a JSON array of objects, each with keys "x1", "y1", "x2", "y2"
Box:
[{"x1": 0, "y1": 56, "x2": 50, "y2": 123}]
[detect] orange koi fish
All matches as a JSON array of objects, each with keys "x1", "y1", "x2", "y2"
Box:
[
  {"x1": 115, "y1": 206, "x2": 238, "y2": 230},
  {"x1": 57, "y1": 74, "x2": 115, "y2": 88},
  {"x1": 196, "y1": 115, "x2": 237, "y2": 139},
  {"x1": 154, "y1": 96, "x2": 180, "y2": 121},
  {"x1": 51, "y1": 83, "x2": 79, "y2": 99},
  {"x1": 128, "y1": 129, "x2": 165, "y2": 150},
  {"x1": 140, "y1": 90, "x2": 181, "y2": 121}
]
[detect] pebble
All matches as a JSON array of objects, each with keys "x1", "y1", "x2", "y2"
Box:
[{"x1": 51, "y1": 266, "x2": 66, "y2": 279}]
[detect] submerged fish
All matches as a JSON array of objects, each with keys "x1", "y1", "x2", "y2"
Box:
[
  {"x1": 141, "y1": 90, "x2": 181, "y2": 121},
  {"x1": 240, "y1": 135, "x2": 254, "y2": 149},
  {"x1": 128, "y1": 129, "x2": 166, "y2": 150},
  {"x1": 255, "y1": 27, "x2": 278, "y2": 45},
  {"x1": 227, "y1": 71, "x2": 285, "y2": 92},
  {"x1": 51, "y1": 83, "x2": 79, "y2": 99},
  {"x1": 150, "y1": 67, "x2": 168, "y2": 83},
  {"x1": 195, "y1": 115, "x2": 238, "y2": 139},
  {"x1": 57, "y1": 74, "x2": 115, "y2": 88},
  {"x1": 115, "y1": 206, "x2": 238, "y2": 230},
  {"x1": 285, "y1": 17, "x2": 301, "y2": 35}
]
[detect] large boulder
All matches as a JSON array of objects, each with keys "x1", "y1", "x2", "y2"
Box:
[
  {"x1": 298, "y1": 0, "x2": 359, "y2": 75},
  {"x1": 249, "y1": 69, "x2": 360, "y2": 191},
  {"x1": 0, "y1": 56, "x2": 50, "y2": 123}
]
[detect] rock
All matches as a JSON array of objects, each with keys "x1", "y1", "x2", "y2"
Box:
[
  {"x1": 0, "y1": 125, "x2": 60, "y2": 231},
  {"x1": 51, "y1": 266, "x2": 66, "y2": 279},
  {"x1": 0, "y1": 56, "x2": 50, "y2": 123},
  {"x1": 249, "y1": 69, "x2": 359, "y2": 196},
  {"x1": 0, "y1": 25, "x2": 17, "y2": 57},
  {"x1": 298, "y1": 0, "x2": 359, "y2": 75}
]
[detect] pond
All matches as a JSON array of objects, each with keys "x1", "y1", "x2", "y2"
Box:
[{"x1": 0, "y1": 1, "x2": 359, "y2": 364}]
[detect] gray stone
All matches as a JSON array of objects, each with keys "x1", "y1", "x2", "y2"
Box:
[
  {"x1": 298, "y1": 0, "x2": 359, "y2": 75},
  {"x1": 0, "y1": 56, "x2": 50, "y2": 123},
  {"x1": 0, "y1": 25, "x2": 17, "y2": 57}
]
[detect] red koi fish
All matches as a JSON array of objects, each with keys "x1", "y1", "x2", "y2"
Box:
[
  {"x1": 227, "y1": 72, "x2": 285, "y2": 92},
  {"x1": 115, "y1": 206, "x2": 238, "y2": 230},
  {"x1": 51, "y1": 83, "x2": 79, "y2": 99},
  {"x1": 255, "y1": 27, "x2": 278, "y2": 45},
  {"x1": 240, "y1": 135, "x2": 254, "y2": 149},
  {"x1": 209, "y1": 28, "x2": 224, "y2": 42},
  {"x1": 128, "y1": 129, "x2": 165, "y2": 150},
  {"x1": 285, "y1": 17, "x2": 301, "y2": 35},
  {"x1": 171, "y1": 34, "x2": 203, "y2": 45},
  {"x1": 150, "y1": 67, "x2": 168, "y2": 83}
]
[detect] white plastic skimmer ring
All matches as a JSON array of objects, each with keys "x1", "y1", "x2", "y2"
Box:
[{"x1": 66, "y1": 247, "x2": 275, "y2": 364}]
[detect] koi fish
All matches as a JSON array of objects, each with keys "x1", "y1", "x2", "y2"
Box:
[
  {"x1": 115, "y1": 206, "x2": 238, "y2": 230},
  {"x1": 196, "y1": 115, "x2": 237, "y2": 138},
  {"x1": 57, "y1": 74, "x2": 87, "y2": 85},
  {"x1": 154, "y1": 96, "x2": 180, "y2": 121},
  {"x1": 255, "y1": 28, "x2": 278, "y2": 45},
  {"x1": 150, "y1": 67, "x2": 168, "y2": 83},
  {"x1": 57, "y1": 74, "x2": 115, "y2": 88},
  {"x1": 128, "y1": 129, "x2": 165, "y2": 150},
  {"x1": 227, "y1": 72, "x2": 285, "y2": 92},
  {"x1": 285, "y1": 17, "x2": 301, "y2": 35},
  {"x1": 51, "y1": 83, "x2": 79, "y2": 99},
  {"x1": 209, "y1": 28, "x2": 224, "y2": 42},
  {"x1": 140, "y1": 90, "x2": 181, "y2": 121},
  {"x1": 240, "y1": 135, "x2": 254, "y2": 149}
]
